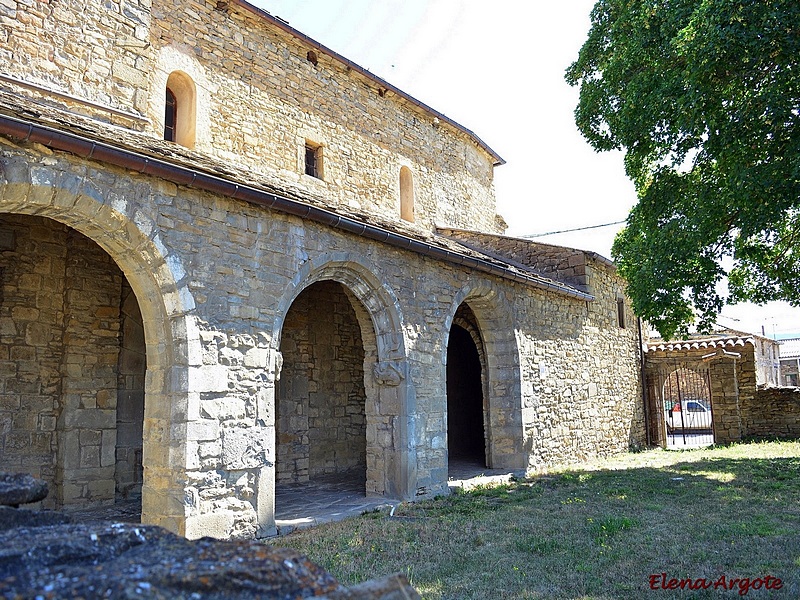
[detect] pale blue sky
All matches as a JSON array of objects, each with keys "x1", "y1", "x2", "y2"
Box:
[{"x1": 252, "y1": 0, "x2": 799, "y2": 338}]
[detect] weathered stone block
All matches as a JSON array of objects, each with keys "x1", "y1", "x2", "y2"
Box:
[
  {"x1": 200, "y1": 396, "x2": 246, "y2": 421},
  {"x1": 0, "y1": 472, "x2": 48, "y2": 506},
  {"x1": 186, "y1": 419, "x2": 220, "y2": 442},
  {"x1": 222, "y1": 425, "x2": 272, "y2": 470},
  {"x1": 190, "y1": 365, "x2": 230, "y2": 393},
  {"x1": 62, "y1": 409, "x2": 116, "y2": 430}
]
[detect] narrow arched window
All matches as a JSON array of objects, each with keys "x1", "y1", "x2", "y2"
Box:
[
  {"x1": 164, "y1": 88, "x2": 177, "y2": 142},
  {"x1": 400, "y1": 166, "x2": 414, "y2": 222},
  {"x1": 164, "y1": 71, "x2": 197, "y2": 148}
]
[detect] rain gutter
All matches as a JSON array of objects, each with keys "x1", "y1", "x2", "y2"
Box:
[{"x1": 0, "y1": 114, "x2": 592, "y2": 301}]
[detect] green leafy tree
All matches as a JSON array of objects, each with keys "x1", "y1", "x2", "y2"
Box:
[{"x1": 566, "y1": 0, "x2": 800, "y2": 339}]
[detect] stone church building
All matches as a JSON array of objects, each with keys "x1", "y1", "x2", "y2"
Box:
[{"x1": 0, "y1": 0, "x2": 644, "y2": 538}]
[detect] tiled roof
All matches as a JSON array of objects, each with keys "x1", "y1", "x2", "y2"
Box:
[
  {"x1": 0, "y1": 88, "x2": 591, "y2": 301},
  {"x1": 780, "y1": 338, "x2": 800, "y2": 359},
  {"x1": 644, "y1": 335, "x2": 754, "y2": 354}
]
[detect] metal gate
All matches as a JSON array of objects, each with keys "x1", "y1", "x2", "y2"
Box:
[{"x1": 662, "y1": 366, "x2": 714, "y2": 448}]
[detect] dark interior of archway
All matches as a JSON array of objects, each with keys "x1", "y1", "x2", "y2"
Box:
[
  {"x1": 277, "y1": 280, "x2": 367, "y2": 490},
  {"x1": 0, "y1": 214, "x2": 144, "y2": 520},
  {"x1": 447, "y1": 323, "x2": 486, "y2": 466}
]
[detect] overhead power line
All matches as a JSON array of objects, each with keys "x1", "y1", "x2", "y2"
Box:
[{"x1": 519, "y1": 219, "x2": 626, "y2": 239}]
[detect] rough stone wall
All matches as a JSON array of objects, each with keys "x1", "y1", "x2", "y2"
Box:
[
  {"x1": 276, "y1": 297, "x2": 313, "y2": 484},
  {"x1": 0, "y1": 0, "x2": 152, "y2": 123},
  {"x1": 57, "y1": 222, "x2": 124, "y2": 506},
  {"x1": 115, "y1": 282, "x2": 145, "y2": 500},
  {"x1": 277, "y1": 281, "x2": 366, "y2": 484},
  {"x1": 516, "y1": 259, "x2": 645, "y2": 470},
  {"x1": 1, "y1": 0, "x2": 502, "y2": 233},
  {"x1": 0, "y1": 215, "x2": 124, "y2": 508},
  {"x1": 0, "y1": 215, "x2": 65, "y2": 509},
  {"x1": 147, "y1": 0, "x2": 500, "y2": 233},
  {"x1": 708, "y1": 348, "x2": 756, "y2": 444},
  {"x1": 742, "y1": 387, "x2": 800, "y2": 439}
]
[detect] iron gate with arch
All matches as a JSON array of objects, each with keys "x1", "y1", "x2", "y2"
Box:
[{"x1": 662, "y1": 366, "x2": 714, "y2": 448}]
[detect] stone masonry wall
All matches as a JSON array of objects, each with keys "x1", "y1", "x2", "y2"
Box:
[
  {"x1": 57, "y1": 221, "x2": 124, "y2": 506},
  {"x1": 1, "y1": 140, "x2": 645, "y2": 538},
  {"x1": 708, "y1": 347, "x2": 756, "y2": 444},
  {"x1": 0, "y1": 215, "x2": 125, "y2": 508},
  {"x1": 516, "y1": 257, "x2": 645, "y2": 469},
  {"x1": 0, "y1": 215, "x2": 66, "y2": 509},
  {"x1": 147, "y1": 0, "x2": 500, "y2": 233},
  {"x1": 439, "y1": 230, "x2": 593, "y2": 291},
  {"x1": 2, "y1": 0, "x2": 502, "y2": 234},
  {"x1": 115, "y1": 282, "x2": 145, "y2": 500},
  {"x1": 742, "y1": 387, "x2": 800, "y2": 439},
  {"x1": 0, "y1": 0, "x2": 153, "y2": 124}
]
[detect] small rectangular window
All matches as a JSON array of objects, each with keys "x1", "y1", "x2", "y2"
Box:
[
  {"x1": 617, "y1": 298, "x2": 626, "y2": 329},
  {"x1": 304, "y1": 142, "x2": 322, "y2": 179}
]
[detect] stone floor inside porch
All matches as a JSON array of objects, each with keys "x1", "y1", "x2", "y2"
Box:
[{"x1": 274, "y1": 459, "x2": 521, "y2": 534}]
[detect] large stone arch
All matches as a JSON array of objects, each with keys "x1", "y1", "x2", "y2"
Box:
[
  {"x1": 272, "y1": 252, "x2": 413, "y2": 499},
  {"x1": 0, "y1": 155, "x2": 197, "y2": 534},
  {"x1": 444, "y1": 280, "x2": 525, "y2": 470}
]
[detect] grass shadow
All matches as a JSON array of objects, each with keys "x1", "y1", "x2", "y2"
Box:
[{"x1": 273, "y1": 441, "x2": 800, "y2": 599}]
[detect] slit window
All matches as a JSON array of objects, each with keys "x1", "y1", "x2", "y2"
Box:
[
  {"x1": 305, "y1": 142, "x2": 323, "y2": 179},
  {"x1": 617, "y1": 298, "x2": 626, "y2": 329},
  {"x1": 164, "y1": 88, "x2": 177, "y2": 142}
]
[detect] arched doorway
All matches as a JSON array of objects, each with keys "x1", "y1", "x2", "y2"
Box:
[
  {"x1": 447, "y1": 303, "x2": 488, "y2": 474},
  {"x1": 663, "y1": 366, "x2": 714, "y2": 448},
  {"x1": 0, "y1": 214, "x2": 145, "y2": 513},
  {"x1": 271, "y1": 254, "x2": 412, "y2": 518},
  {"x1": 276, "y1": 281, "x2": 368, "y2": 502}
]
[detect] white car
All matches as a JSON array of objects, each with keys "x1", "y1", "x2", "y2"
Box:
[{"x1": 665, "y1": 400, "x2": 712, "y2": 432}]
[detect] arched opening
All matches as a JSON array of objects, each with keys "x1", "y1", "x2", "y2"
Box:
[
  {"x1": 271, "y1": 255, "x2": 412, "y2": 512},
  {"x1": 399, "y1": 166, "x2": 415, "y2": 222},
  {"x1": 0, "y1": 214, "x2": 145, "y2": 516},
  {"x1": 164, "y1": 71, "x2": 197, "y2": 148},
  {"x1": 276, "y1": 280, "x2": 368, "y2": 515},
  {"x1": 447, "y1": 303, "x2": 487, "y2": 474}
]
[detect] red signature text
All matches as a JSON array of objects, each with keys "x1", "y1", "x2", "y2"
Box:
[{"x1": 648, "y1": 573, "x2": 783, "y2": 596}]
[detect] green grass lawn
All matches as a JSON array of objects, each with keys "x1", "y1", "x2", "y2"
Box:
[{"x1": 272, "y1": 440, "x2": 800, "y2": 599}]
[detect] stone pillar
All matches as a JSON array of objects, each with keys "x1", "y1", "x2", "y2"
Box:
[
  {"x1": 56, "y1": 228, "x2": 124, "y2": 507},
  {"x1": 180, "y1": 330, "x2": 279, "y2": 540},
  {"x1": 115, "y1": 283, "x2": 145, "y2": 500},
  {"x1": 709, "y1": 359, "x2": 743, "y2": 444},
  {"x1": 0, "y1": 216, "x2": 65, "y2": 509},
  {"x1": 371, "y1": 359, "x2": 407, "y2": 497}
]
